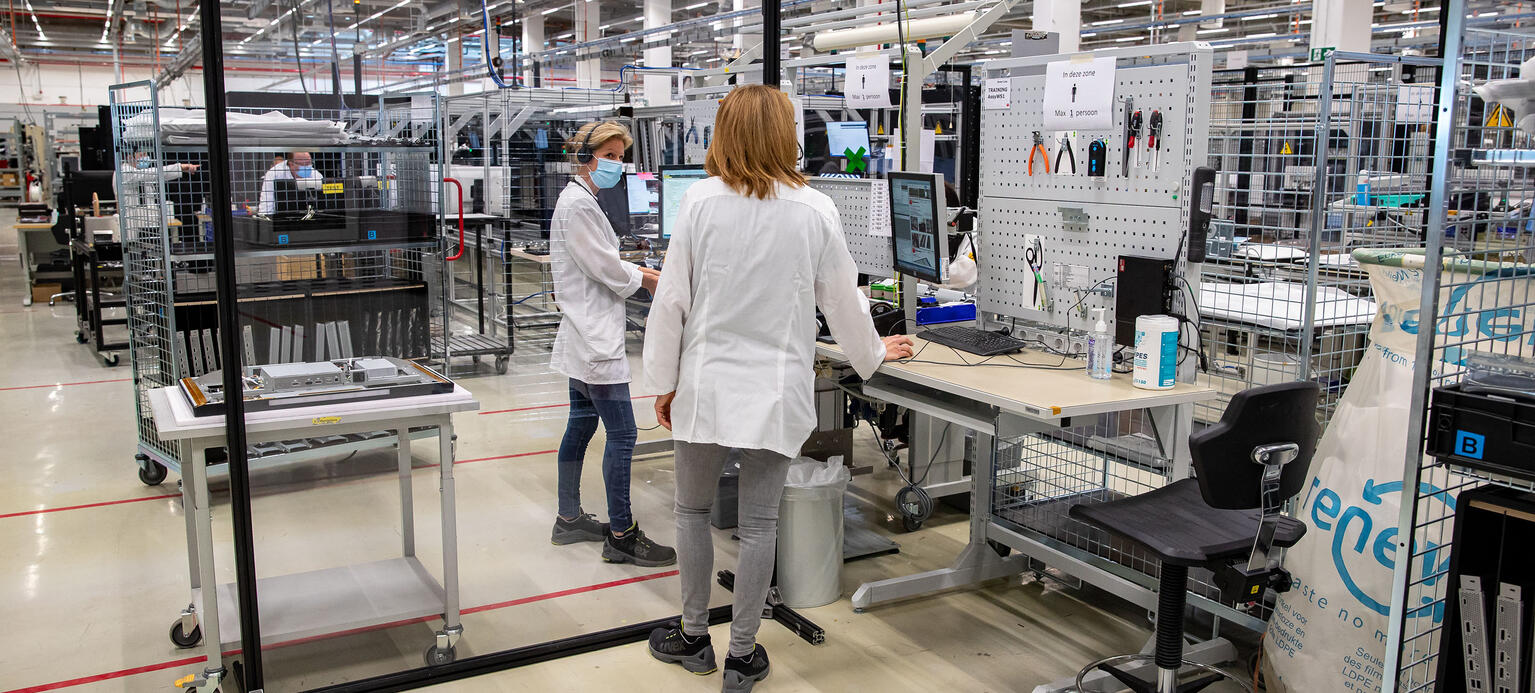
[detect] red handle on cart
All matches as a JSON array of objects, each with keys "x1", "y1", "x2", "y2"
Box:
[{"x1": 444, "y1": 177, "x2": 465, "y2": 261}]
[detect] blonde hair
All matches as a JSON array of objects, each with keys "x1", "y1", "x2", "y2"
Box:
[
  {"x1": 568, "y1": 121, "x2": 633, "y2": 164},
  {"x1": 705, "y1": 85, "x2": 806, "y2": 199}
]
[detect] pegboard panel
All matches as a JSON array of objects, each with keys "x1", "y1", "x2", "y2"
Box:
[
  {"x1": 976, "y1": 196, "x2": 1184, "y2": 328},
  {"x1": 808, "y1": 177, "x2": 893, "y2": 277},
  {"x1": 981, "y1": 62, "x2": 1195, "y2": 206},
  {"x1": 977, "y1": 47, "x2": 1212, "y2": 329}
]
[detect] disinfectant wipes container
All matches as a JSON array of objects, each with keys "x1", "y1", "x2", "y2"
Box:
[{"x1": 776, "y1": 456, "x2": 850, "y2": 608}]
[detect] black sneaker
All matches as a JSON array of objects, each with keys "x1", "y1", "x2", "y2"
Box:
[
  {"x1": 551, "y1": 512, "x2": 609, "y2": 545},
  {"x1": 722, "y1": 644, "x2": 770, "y2": 693},
  {"x1": 602, "y1": 524, "x2": 678, "y2": 567},
  {"x1": 648, "y1": 625, "x2": 716, "y2": 674}
]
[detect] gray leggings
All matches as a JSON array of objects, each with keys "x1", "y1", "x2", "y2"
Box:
[{"x1": 674, "y1": 441, "x2": 792, "y2": 658}]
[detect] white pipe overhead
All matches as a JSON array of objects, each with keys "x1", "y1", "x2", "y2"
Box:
[{"x1": 812, "y1": 12, "x2": 975, "y2": 52}]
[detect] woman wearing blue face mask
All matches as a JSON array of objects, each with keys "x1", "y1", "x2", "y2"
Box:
[{"x1": 546, "y1": 121, "x2": 674, "y2": 568}]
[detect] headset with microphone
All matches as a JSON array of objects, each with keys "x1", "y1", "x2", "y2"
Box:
[{"x1": 572, "y1": 122, "x2": 602, "y2": 165}]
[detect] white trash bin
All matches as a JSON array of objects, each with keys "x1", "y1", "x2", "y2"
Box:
[{"x1": 776, "y1": 456, "x2": 850, "y2": 608}]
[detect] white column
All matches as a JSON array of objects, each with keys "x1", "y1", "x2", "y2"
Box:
[
  {"x1": 732, "y1": 0, "x2": 751, "y2": 53},
  {"x1": 576, "y1": 0, "x2": 601, "y2": 88},
  {"x1": 643, "y1": 0, "x2": 672, "y2": 105},
  {"x1": 522, "y1": 14, "x2": 545, "y2": 87},
  {"x1": 1032, "y1": 0, "x2": 1081, "y2": 53},
  {"x1": 1199, "y1": 0, "x2": 1226, "y2": 29},
  {"x1": 1310, "y1": 0, "x2": 1371, "y2": 53},
  {"x1": 447, "y1": 36, "x2": 464, "y2": 95}
]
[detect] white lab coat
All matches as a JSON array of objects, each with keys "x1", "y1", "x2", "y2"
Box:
[
  {"x1": 258, "y1": 164, "x2": 326, "y2": 215},
  {"x1": 114, "y1": 162, "x2": 183, "y2": 210},
  {"x1": 550, "y1": 178, "x2": 644, "y2": 385},
  {"x1": 641, "y1": 178, "x2": 887, "y2": 459}
]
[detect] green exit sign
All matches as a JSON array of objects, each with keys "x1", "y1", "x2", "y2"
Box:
[{"x1": 1310, "y1": 46, "x2": 1336, "y2": 62}]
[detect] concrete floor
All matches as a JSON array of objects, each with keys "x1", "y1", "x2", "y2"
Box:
[{"x1": 0, "y1": 209, "x2": 1252, "y2": 693}]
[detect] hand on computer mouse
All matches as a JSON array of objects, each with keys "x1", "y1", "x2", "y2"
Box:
[{"x1": 882, "y1": 335, "x2": 915, "y2": 361}]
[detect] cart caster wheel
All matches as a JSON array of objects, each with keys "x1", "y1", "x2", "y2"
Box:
[
  {"x1": 104, "y1": 353, "x2": 120, "y2": 367},
  {"x1": 424, "y1": 644, "x2": 456, "y2": 666},
  {"x1": 901, "y1": 514, "x2": 923, "y2": 532},
  {"x1": 139, "y1": 462, "x2": 168, "y2": 486},
  {"x1": 169, "y1": 621, "x2": 202, "y2": 648},
  {"x1": 495, "y1": 356, "x2": 509, "y2": 375},
  {"x1": 75, "y1": 331, "x2": 87, "y2": 343}
]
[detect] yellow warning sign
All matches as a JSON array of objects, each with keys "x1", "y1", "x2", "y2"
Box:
[
  {"x1": 322, "y1": 182, "x2": 344, "y2": 194},
  {"x1": 1281, "y1": 141, "x2": 1293, "y2": 155},
  {"x1": 935, "y1": 122, "x2": 944, "y2": 135},
  {"x1": 1487, "y1": 104, "x2": 1515, "y2": 128},
  {"x1": 311, "y1": 416, "x2": 342, "y2": 425},
  {"x1": 876, "y1": 123, "x2": 885, "y2": 136}
]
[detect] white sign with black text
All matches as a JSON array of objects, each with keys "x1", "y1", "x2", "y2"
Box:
[
  {"x1": 845, "y1": 55, "x2": 892, "y2": 109},
  {"x1": 983, "y1": 78, "x2": 1011, "y2": 110},
  {"x1": 1042, "y1": 57, "x2": 1116, "y2": 131}
]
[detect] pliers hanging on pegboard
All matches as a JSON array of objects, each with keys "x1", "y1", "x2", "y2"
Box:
[
  {"x1": 1147, "y1": 110, "x2": 1164, "y2": 171},
  {"x1": 1055, "y1": 134, "x2": 1077, "y2": 174},
  {"x1": 1028, "y1": 130, "x2": 1051, "y2": 176}
]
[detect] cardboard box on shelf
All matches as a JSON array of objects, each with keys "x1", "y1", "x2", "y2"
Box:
[{"x1": 31, "y1": 282, "x2": 61, "y2": 303}]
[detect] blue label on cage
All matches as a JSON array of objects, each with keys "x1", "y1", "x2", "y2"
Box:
[
  {"x1": 277, "y1": 234, "x2": 289, "y2": 245},
  {"x1": 367, "y1": 229, "x2": 377, "y2": 240},
  {"x1": 1455, "y1": 430, "x2": 1486, "y2": 460}
]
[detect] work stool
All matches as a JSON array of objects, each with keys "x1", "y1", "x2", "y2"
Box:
[{"x1": 1068, "y1": 382, "x2": 1320, "y2": 693}]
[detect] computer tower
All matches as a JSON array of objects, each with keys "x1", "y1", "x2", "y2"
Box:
[{"x1": 1114, "y1": 255, "x2": 1177, "y2": 348}]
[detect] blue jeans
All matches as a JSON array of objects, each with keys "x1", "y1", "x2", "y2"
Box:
[{"x1": 557, "y1": 378, "x2": 637, "y2": 531}]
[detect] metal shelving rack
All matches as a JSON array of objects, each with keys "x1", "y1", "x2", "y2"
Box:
[
  {"x1": 110, "y1": 80, "x2": 449, "y2": 487},
  {"x1": 1385, "y1": 17, "x2": 1535, "y2": 692}
]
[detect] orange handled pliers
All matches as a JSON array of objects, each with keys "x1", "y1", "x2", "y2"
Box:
[{"x1": 1028, "y1": 131, "x2": 1051, "y2": 176}]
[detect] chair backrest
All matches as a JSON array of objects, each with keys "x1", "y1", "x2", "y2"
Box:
[{"x1": 1189, "y1": 381, "x2": 1321, "y2": 511}]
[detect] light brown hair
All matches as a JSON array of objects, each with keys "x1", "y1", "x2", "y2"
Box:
[
  {"x1": 705, "y1": 85, "x2": 806, "y2": 199},
  {"x1": 568, "y1": 121, "x2": 633, "y2": 164}
]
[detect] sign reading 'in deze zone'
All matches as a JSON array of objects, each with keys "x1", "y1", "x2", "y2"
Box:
[{"x1": 1042, "y1": 57, "x2": 1116, "y2": 131}]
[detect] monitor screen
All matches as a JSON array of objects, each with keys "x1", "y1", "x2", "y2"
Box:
[
  {"x1": 826, "y1": 121, "x2": 872, "y2": 159},
  {"x1": 889, "y1": 172, "x2": 946, "y2": 284},
  {"x1": 627, "y1": 173, "x2": 659, "y2": 215},
  {"x1": 659, "y1": 165, "x2": 709, "y2": 239}
]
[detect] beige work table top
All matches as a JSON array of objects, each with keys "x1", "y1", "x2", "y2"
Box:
[{"x1": 817, "y1": 336, "x2": 1216, "y2": 422}]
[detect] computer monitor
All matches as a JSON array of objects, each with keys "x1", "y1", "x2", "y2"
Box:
[
  {"x1": 888, "y1": 171, "x2": 947, "y2": 284},
  {"x1": 659, "y1": 165, "x2": 709, "y2": 239},
  {"x1": 826, "y1": 121, "x2": 872, "y2": 159},
  {"x1": 627, "y1": 173, "x2": 659, "y2": 215}
]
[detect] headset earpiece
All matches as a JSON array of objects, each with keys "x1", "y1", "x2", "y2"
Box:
[{"x1": 574, "y1": 122, "x2": 600, "y2": 165}]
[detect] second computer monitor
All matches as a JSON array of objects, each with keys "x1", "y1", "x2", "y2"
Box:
[
  {"x1": 889, "y1": 171, "x2": 947, "y2": 285},
  {"x1": 658, "y1": 165, "x2": 709, "y2": 239},
  {"x1": 826, "y1": 121, "x2": 872, "y2": 159},
  {"x1": 626, "y1": 173, "x2": 660, "y2": 215}
]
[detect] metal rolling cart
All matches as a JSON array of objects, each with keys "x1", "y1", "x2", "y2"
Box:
[
  {"x1": 110, "y1": 81, "x2": 450, "y2": 487},
  {"x1": 1386, "y1": 20, "x2": 1535, "y2": 693},
  {"x1": 1201, "y1": 55, "x2": 1441, "y2": 428},
  {"x1": 149, "y1": 382, "x2": 478, "y2": 689}
]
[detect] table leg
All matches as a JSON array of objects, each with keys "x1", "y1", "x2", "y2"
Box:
[
  {"x1": 188, "y1": 441, "x2": 223, "y2": 675},
  {"x1": 398, "y1": 427, "x2": 415, "y2": 558},
  {"x1": 182, "y1": 451, "x2": 200, "y2": 589},
  {"x1": 438, "y1": 418, "x2": 460, "y2": 630},
  {"x1": 18, "y1": 230, "x2": 32, "y2": 307}
]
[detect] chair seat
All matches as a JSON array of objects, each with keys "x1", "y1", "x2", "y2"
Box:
[{"x1": 1068, "y1": 478, "x2": 1307, "y2": 566}]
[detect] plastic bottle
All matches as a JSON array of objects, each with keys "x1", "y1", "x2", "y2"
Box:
[{"x1": 1086, "y1": 308, "x2": 1113, "y2": 380}]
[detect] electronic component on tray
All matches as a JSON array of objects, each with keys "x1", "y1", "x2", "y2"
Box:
[
  {"x1": 1494, "y1": 583, "x2": 1522, "y2": 693},
  {"x1": 1187, "y1": 166, "x2": 1216, "y2": 263},
  {"x1": 1114, "y1": 255, "x2": 1176, "y2": 348},
  {"x1": 1460, "y1": 575, "x2": 1492, "y2": 693},
  {"x1": 178, "y1": 356, "x2": 453, "y2": 417}
]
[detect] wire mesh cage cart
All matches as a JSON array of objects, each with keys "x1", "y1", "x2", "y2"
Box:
[
  {"x1": 1201, "y1": 55, "x2": 1440, "y2": 429},
  {"x1": 111, "y1": 81, "x2": 449, "y2": 486},
  {"x1": 1385, "y1": 21, "x2": 1535, "y2": 693}
]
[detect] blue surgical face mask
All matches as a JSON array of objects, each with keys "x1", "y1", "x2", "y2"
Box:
[
  {"x1": 296, "y1": 165, "x2": 315, "y2": 178},
  {"x1": 591, "y1": 158, "x2": 623, "y2": 189},
  {"x1": 136, "y1": 158, "x2": 154, "y2": 169}
]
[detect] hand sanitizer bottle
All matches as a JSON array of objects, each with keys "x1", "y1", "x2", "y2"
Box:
[{"x1": 1087, "y1": 308, "x2": 1113, "y2": 380}]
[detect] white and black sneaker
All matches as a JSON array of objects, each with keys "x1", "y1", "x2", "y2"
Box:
[
  {"x1": 648, "y1": 625, "x2": 716, "y2": 674},
  {"x1": 551, "y1": 511, "x2": 608, "y2": 545},
  {"x1": 722, "y1": 644, "x2": 770, "y2": 692}
]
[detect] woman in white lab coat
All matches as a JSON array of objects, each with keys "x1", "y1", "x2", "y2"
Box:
[
  {"x1": 115, "y1": 151, "x2": 198, "y2": 241},
  {"x1": 547, "y1": 121, "x2": 675, "y2": 568},
  {"x1": 642, "y1": 85, "x2": 914, "y2": 692}
]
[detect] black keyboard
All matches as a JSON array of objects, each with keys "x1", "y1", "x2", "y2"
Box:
[{"x1": 918, "y1": 326, "x2": 1030, "y2": 356}]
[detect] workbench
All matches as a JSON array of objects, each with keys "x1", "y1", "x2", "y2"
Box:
[
  {"x1": 14, "y1": 221, "x2": 62, "y2": 307},
  {"x1": 148, "y1": 383, "x2": 479, "y2": 687}
]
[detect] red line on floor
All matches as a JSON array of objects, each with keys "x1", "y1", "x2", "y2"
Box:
[
  {"x1": 479, "y1": 394, "x2": 658, "y2": 416},
  {"x1": 1, "y1": 570, "x2": 680, "y2": 693},
  {"x1": 2, "y1": 656, "x2": 208, "y2": 693},
  {"x1": 0, "y1": 493, "x2": 180, "y2": 520},
  {"x1": 0, "y1": 377, "x2": 132, "y2": 392}
]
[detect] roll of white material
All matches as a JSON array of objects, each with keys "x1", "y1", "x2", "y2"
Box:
[
  {"x1": 812, "y1": 13, "x2": 976, "y2": 52},
  {"x1": 1132, "y1": 314, "x2": 1180, "y2": 390}
]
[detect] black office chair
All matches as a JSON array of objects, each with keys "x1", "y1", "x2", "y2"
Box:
[{"x1": 1068, "y1": 381, "x2": 1320, "y2": 693}]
